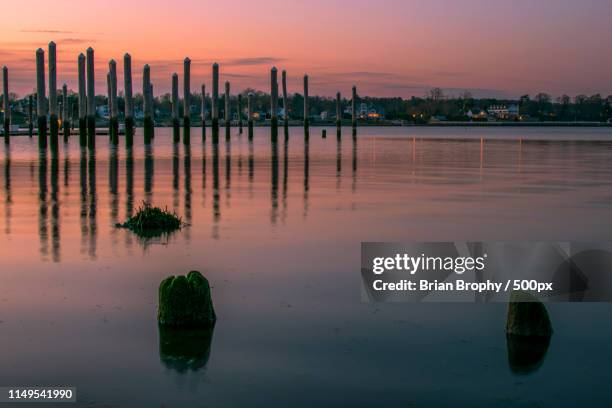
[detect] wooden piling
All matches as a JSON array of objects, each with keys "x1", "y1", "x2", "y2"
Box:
[
  {"x1": 62, "y1": 84, "x2": 70, "y2": 142},
  {"x1": 143, "y1": 64, "x2": 153, "y2": 143},
  {"x1": 183, "y1": 57, "x2": 191, "y2": 144},
  {"x1": 77, "y1": 53, "x2": 86, "y2": 146},
  {"x1": 336, "y1": 91, "x2": 341, "y2": 138},
  {"x1": 271, "y1": 67, "x2": 278, "y2": 141},
  {"x1": 303, "y1": 74, "x2": 309, "y2": 130},
  {"x1": 86, "y1": 47, "x2": 96, "y2": 149},
  {"x1": 352, "y1": 85, "x2": 357, "y2": 135},
  {"x1": 48, "y1": 42, "x2": 58, "y2": 150},
  {"x1": 2, "y1": 66, "x2": 9, "y2": 143},
  {"x1": 224, "y1": 81, "x2": 230, "y2": 140},
  {"x1": 171, "y1": 73, "x2": 180, "y2": 143},
  {"x1": 247, "y1": 92, "x2": 253, "y2": 140},
  {"x1": 123, "y1": 53, "x2": 134, "y2": 146},
  {"x1": 212, "y1": 63, "x2": 219, "y2": 138},
  {"x1": 282, "y1": 70, "x2": 288, "y2": 134},
  {"x1": 201, "y1": 84, "x2": 206, "y2": 141},
  {"x1": 322, "y1": 129, "x2": 327, "y2": 138},
  {"x1": 106, "y1": 72, "x2": 112, "y2": 138},
  {"x1": 36, "y1": 48, "x2": 47, "y2": 148},
  {"x1": 28, "y1": 95, "x2": 33, "y2": 137},
  {"x1": 109, "y1": 60, "x2": 118, "y2": 144}
]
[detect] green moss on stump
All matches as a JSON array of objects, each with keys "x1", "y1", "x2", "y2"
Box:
[
  {"x1": 158, "y1": 271, "x2": 216, "y2": 328},
  {"x1": 116, "y1": 201, "x2": 182, "y2": 237},
  {"x1": 506, "y1": 291, "x2": 552, "y2": 337}
]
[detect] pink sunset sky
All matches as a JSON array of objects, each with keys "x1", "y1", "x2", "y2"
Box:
[{"x1": 1, "y1": 0, "x2": 611, "y2": 99}]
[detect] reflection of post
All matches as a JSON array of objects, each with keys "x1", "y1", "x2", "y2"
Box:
[
  {"x1": 109, "y1": 146, "x2": 119, "y2": 247},
  {"x1": 125, "y1": 147, "x2": 134, "y2": 248},
  {"x1": 212, "y1": 142, "x2": 220, "y2": 239},
  {"x1": 336, "y1": 137, "x2": 342, "y2": 190},
  {"x1": 248, "y1": 137, "x2": 254, "y2": 192},
  {"x1": 303, "y1": 138, "x2": 309, "y2": 218},
  {"x1": 50, "y1": 151, "x2": 60, "y2": 262},
  {"x1": 144, "y1": 144, "x2": 154, "y2": 203},
  {"x1": 282, "y1": 138, "x2": 288, "y2": 223},
  {"x1": 38, "y1": 150, "x2": 48, "y2": 259},
  {"x1": 225, "y1": 139, "x2": 231, "y2": 206},
  {"x1": 352, "y1": 137, "x2": 358, "y2": 192},
  {"x1": 172, "y1": 143, "x2": 180, "y2": 210},
  {"x1": 201, "y1": 144, "x2": 206, "y2": 206},
  {"x1": 480, "y1": 137, "x2": 484, "y2": 179},
  {"x1": 184, "y1": 145, "x2": 192, "y2": 241},
  {"x1": 271, "y1": 140, "x2": 279, "y2": 224},
  {"x1": 3, "y1": 146, "x2": 11, "y2": 234},
  {"x1": 88, "y1": 151, "x2": 97, "y2": 260},
  {"x1": 79, "y1": 148, "x2": 88, "y2": 255}
]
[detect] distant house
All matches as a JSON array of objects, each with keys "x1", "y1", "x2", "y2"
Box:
[
  {"x1": 467, "y1": 108, "x2": 487, "y2": 120},
  {"x1": 97, "y1": 105, "x2": 109, "y2": 118},
  {"x1": 487, "y1": 104, "x2": 519, "y2": 120},
  {"x1": 320, "y1": 111, "x2": 328, "y2": 120},
  {"x1": 429, "y1": 115, "x2": 447, "y2": 123}
]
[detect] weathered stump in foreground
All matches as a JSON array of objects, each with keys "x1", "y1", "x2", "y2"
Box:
[
  {"x1": 505, "y1": 290, "x2": 552, "y2": 337},
  {"x1": 158, "y1": 270, "x2": 216, "y2": 328}
]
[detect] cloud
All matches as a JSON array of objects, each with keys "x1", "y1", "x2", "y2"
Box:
[
  {"x1": 21, "y1": 29, "x2": 74, "y2": 34},
  {"x1": 226, "y1": 57, "x2": 284, "y2": 66}
]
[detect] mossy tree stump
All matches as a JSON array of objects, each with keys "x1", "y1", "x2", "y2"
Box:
[{"x1": 158, "y1": 271, "x2": 216, "y2": 328}]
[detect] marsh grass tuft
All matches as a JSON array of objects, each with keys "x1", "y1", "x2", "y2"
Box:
[{"x1": 116, "y1": 201, "x2": 183, "y2": 237}]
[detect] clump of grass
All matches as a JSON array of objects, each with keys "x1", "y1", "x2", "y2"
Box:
[{"x1": 116, "y1": 201, "x2": 182, "y2": 237}]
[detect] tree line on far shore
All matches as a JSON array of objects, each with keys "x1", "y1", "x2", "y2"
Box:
[{"x1": 3, "y1": 87, "x2": 611, "y2": 125}]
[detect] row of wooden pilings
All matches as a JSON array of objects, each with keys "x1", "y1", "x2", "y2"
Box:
[{"x1": 1, "y1": 43, "x2": 359, "y2": 149}]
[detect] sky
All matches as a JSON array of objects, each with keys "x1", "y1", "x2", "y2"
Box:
[{"x1": 0, "y1": 0, "x2": 611, "y2": 99}]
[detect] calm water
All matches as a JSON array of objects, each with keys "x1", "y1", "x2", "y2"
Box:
[{"x1": 0, "y1": 126, "x2": 611, "y2": 407}]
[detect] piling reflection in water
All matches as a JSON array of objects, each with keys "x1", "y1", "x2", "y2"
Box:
[
  {"x1": 125, "y1": 148, "x2": 134, "y2": 249},
  {"x1": 38, "y1": 149, "x2": 48, "y2": 259},
  {"x1": 3, "y1": 146, "x2": 11, "y2": 235},
  {"x1": 212, "y1": 141, "x2": 220, "y2": 239},
  {"x1": 144, "y1": 144, "x2": 154, "y2": 203},
  {"x1": 50, "y1": 151, "x2": 60, "y2": 262},
  {"x1": 271, "y1": 140, "x2": 279, "y2": 224},
  {"x1": 79, "y1": 148, "x2": 88, "y2": 256},
  {"x1": 225, "y1": 140, "x2": 231, "y2": 207},
  {"x1": 158, "y1": 326, "x2": 214, "y2": 373},
  {"x1": 184, "y1": 144, "x2": 192, "y2": 241},
  {"x1": 88, "y1": 151, "x2": 97, "y2": 260},
  {"x1": 109, "y1": 146, "x2": 119, "y2": 247},
  {"x1": 303, "y1": 136, "x2": 309, "y2": 218}
]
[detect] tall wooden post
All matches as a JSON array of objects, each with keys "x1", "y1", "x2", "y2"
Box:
[
  {"x1": 62, "y1": 84, "x2": 70, "y2": 141},
  {"x1": 211, "y1": 63, "x2": 219, "y2": 140},
  {"x1": 48, "y1": 41, "x2": 58, "y2": 150},
  {"x1": 143, "y1": 64, "x2": 153, "y2": 143},
  {"x1": 336, "y1": 91, "x2": 342, "y2": 138},
  {"x1": 2, "y1": 66, "x2": 9, "y2": 143},
  {"x1": 201, "y1": 84, "x2": 206, "y2": 141},
  {"x1": 183, "y1": 57, "x2": 191, "y2": 144},
  {"x1": 271, "y1": 67, "x2": 278, "y2": 141},
  {"x1": 247, "y1": 92, "x2": 253, "y2": 140},
  {"x1": 77, "y1": 53, "x2": 87, "y2": 146},
  {"x1": 109, "y1": 59, "x2": 118, "y2": 144},
  {"x1": 123, "y1": 53, "x2": 134, "y2": 146},
  {"x1": 282, "y1": 69, "x2": 288, "y2": 135},
  {"x1": 171, "y1": 73, "x2": 179, "y2": 142},
  {"x1": 28, "y1": 94, "x2": 33, "y2": 137},
  {"x1": 224, "y1": 81, "x2": 230, "y2": 140},
  {"x1": 106, "y1": 72, "x2": 112, "y2": 137},
  {"x1": 237, "y1": 93, "x2": 243, "y2": 133},
  {"x1": 86, "y1": 47, "x2": 96, "y2": 149},
  {"x1": 352, "y1": 85, "x2": 357, "y2": 135},
  {"x1": 36, "y1": 48, "x2": 47, "y2": 148},
  {"x1": 303, "y1": 74, "x2": 309, "y2": 129}
]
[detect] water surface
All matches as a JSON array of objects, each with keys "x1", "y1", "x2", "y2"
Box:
[{"x1": 0, "y1": 126, "x2": 611, "y2": 407}]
